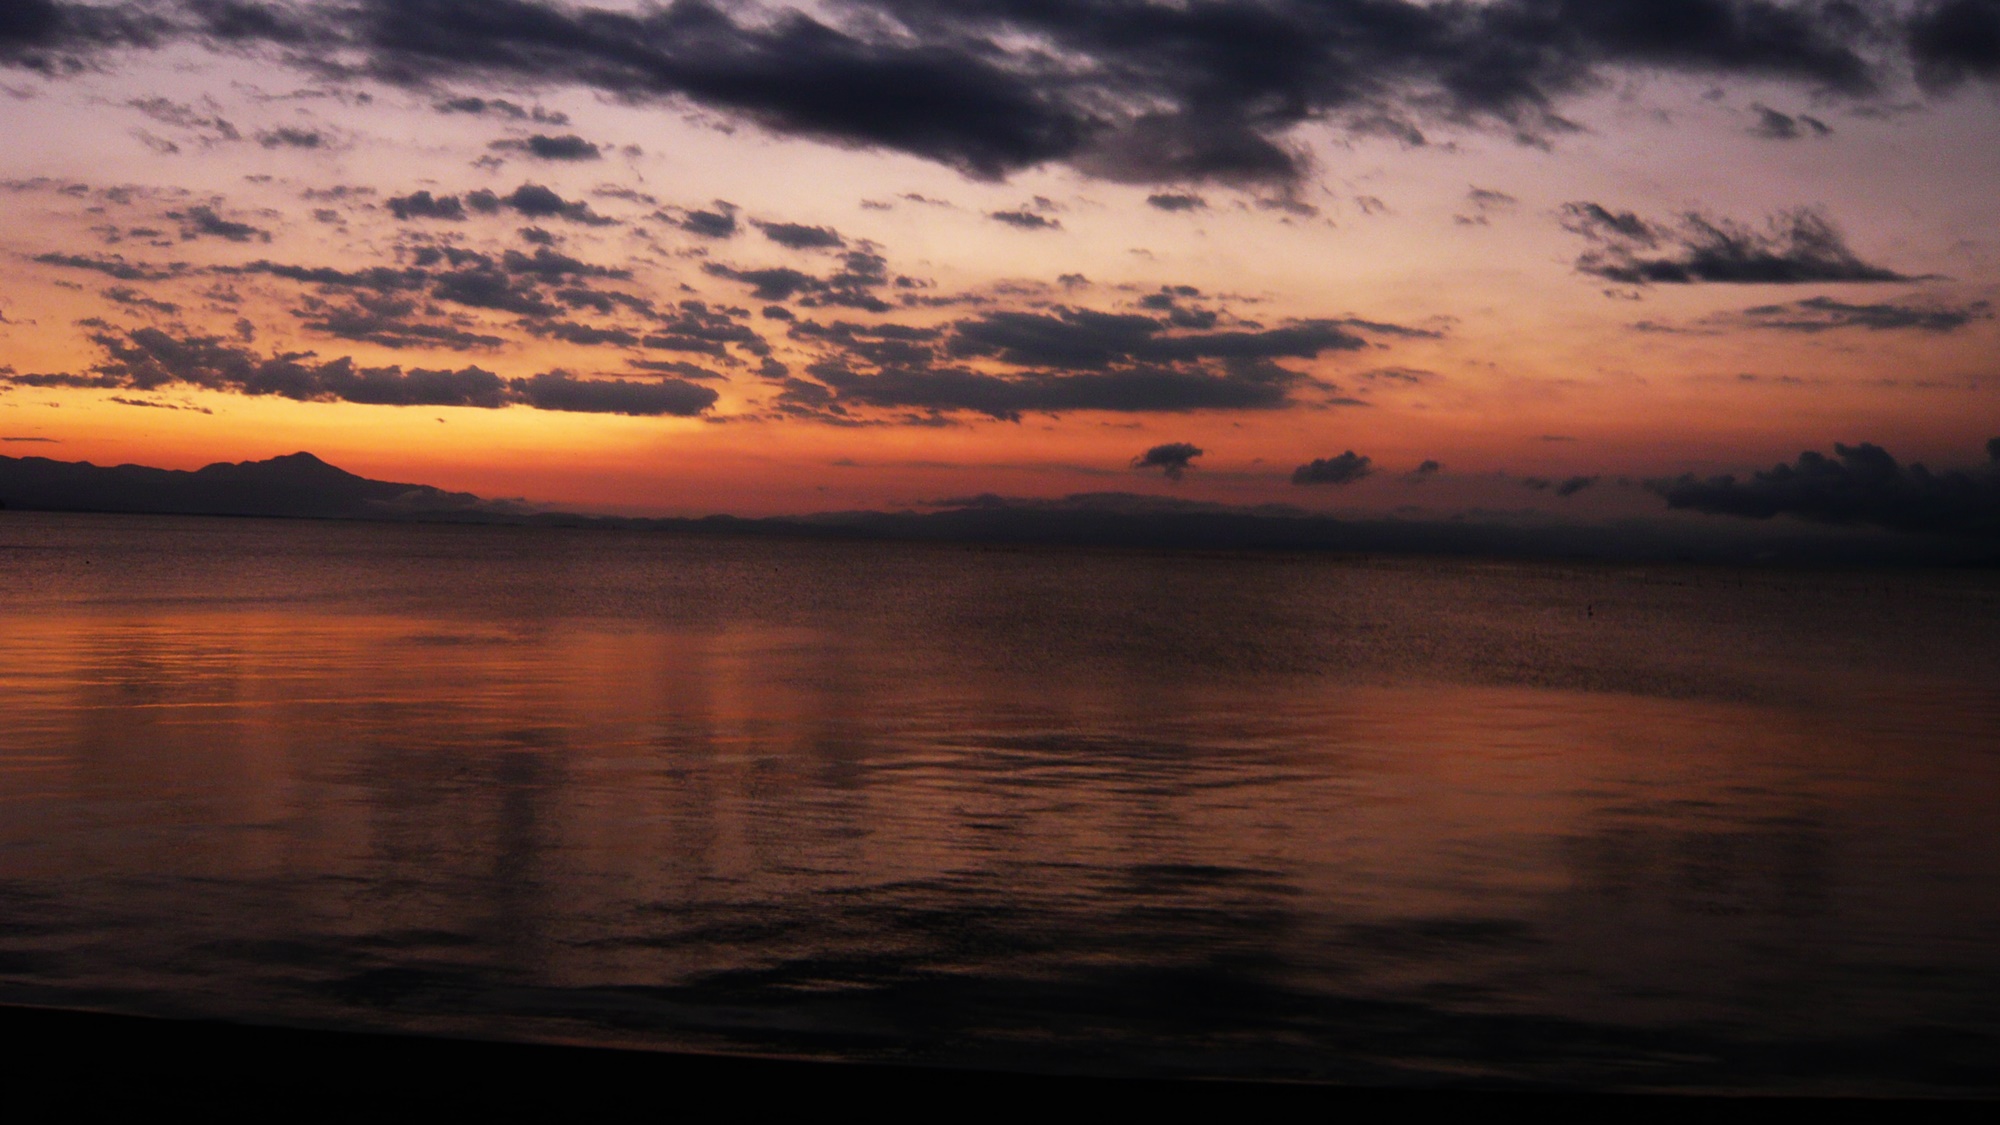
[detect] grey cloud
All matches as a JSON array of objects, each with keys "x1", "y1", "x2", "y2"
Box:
[
  {"x1": 765, "y1": 299, "x2": 1426, "y2": 422},
  {"x1": 752, "y1": 219, "x2": 844, "y2": 249},
  {"x1": 1555, "y1": 474, "x2": 1599, "y2": 496},
  {"x1": 1731, "y1": 295, "x2": 1992, "y2": 333},
  {"x1": 1146, "y1": 193, "x2": 1207, "y2": 212},
  {"x1": 258, "y1": 126, "x2": 326, "y2": 148},
  {"x1": 947, "y1": 308, "x2": 1374, "y2": 370},
  {"x1": 488, "y1": 133, "x2": 602, "y2": 160},
  {"x1": 496, "y1": 183, "x2": 615, "y2": 224},
  {"x1": 678, "y1": 207, "x2": 738, "y2": 238},
  {"x1": 1652, "y1": 439, "x2": 2000, "y2": 538},
  {"x1": 58, "y1": 325, "x2": 717, "y2": 416},
  {"x1": 170, "y1": 204, "x2": 269, "y2": 243},
  {"x1": 1748, "y1": 104, "x2": 1831, "y2": 138},
  {"x1": 432, "y1": 96, "x2": 569, "y2": 124},
  {"x1": 703, "y1": 250, "x2": 893, "y2": 312},
  {"x1": 35, "y1": 252, "x2": 186, "y2": 281},
  {"x1": 387, "y1": 190, "x2": 467, "y2": 220},
  {"x1": 989, "y1": 209, "x2": 1059, "y2": 230},
  {"x1": 8, "y1": 2, "x2": 1984, "y2": 188},
  {"x1": 1909, "y1": 0, "x2": 2000, "y2": 89},
  {"x1": 103, "y1": 286, "x2": 179, "y2": 314},
  {"x1": 799, "y1": 359, "x2": 1307, "y2": 422},
  {"x1": 1292, "y1": 451, "x2": 1373, "y2": 485},
  {"x1": 509, "y1": 369, "x2": 718, "y2": 415},
  {"x1": 1133, "y1": 441, "x2": 1203, "y2": 481},
  {"x1": 292, "y1": 291, "x2": 505, "y2": 351},
  {"x1": 1561, "y1": 203, "x2": 1914, "y2": 284}
]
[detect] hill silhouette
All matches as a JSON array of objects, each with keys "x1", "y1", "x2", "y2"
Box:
[
  {"x1": 1, "y1": 451, "x2": 1985, "y2": 567},
  {"x1": 0, "y1": 451, "x2": 509, "y2": 521}
]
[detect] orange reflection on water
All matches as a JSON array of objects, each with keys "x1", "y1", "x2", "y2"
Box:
[{"x1": 1, "y1": 516, "x2": 1997, "y2": 1090}]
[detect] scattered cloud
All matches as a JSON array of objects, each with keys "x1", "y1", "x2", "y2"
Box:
[
  {"x1": 1560, "y1": 203, "x2": 1914, "y2": 285},
  {"x1": 1292, "y1": 451, "x2": 1373, "y2": 485},
  {"x1": 17, "y1": 326, "x2": 720, "y2": 417},
  {"x1": 1730, "y1": 295, "x2": 1992, "y2": 333},
  {"x1": 752, "y1": 219, "x2": 844, "y2": 250},
  {"x1": 990, "y1": 210, "x2": 1060, "y2": 231},
  {"x1": 1748, "y1": 104, "x2": 1832, "y2": 139},
  {"x1": 1652, "y1": 438, "x2": 2000, "y2": 537},
  {"x1": 487, "y1": 133, "x2": 602, "y2": 161},
  {"x1": 1133, "y1": 442, "x2": 1203, "y2": 481}
]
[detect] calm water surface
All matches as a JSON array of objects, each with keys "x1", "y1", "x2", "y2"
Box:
[{"x1": 1, "y1": 512, "x2": 1996, "y2": 1094}]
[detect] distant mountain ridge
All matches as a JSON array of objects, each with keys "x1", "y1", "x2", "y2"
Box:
[
  {"x1": 1, "y1": 451, "x2": 1986, "y2": 567},
  {"x1": 0, "y1": 451, "x2": 512, "y2": 521}
]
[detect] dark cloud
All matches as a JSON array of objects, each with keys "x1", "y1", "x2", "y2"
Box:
[
  {"x1": 1138, "y1": 287, "x2": 1219, "y2": 330},
  {"x1": 703, "y1": 264, "x2": 820, "y2": 302},
  {"x1": 1748, "y1": 104, "x2": 1831, "y2": 139},
  {"x1": 1292, "y1": 451, "x2": 1373, "y2": 485},
  {"x1": 1652, "y1": 438, "x2": 2000, "y2": 537},
  {"x1": 2, "y1": 1, "x2": 1968, "y2": 187},
  {"x1": 799, "y1": 360, "x2": 1306, "y2": 421},
  {"x1": 628, "y1": 357, "x2": 726, "y2": 381},
  {"x1": 509, "y1": 369, "x2": 718, "y2": 416},
  {"x1": 1731, "y1": 295, "x2": 1992, "y2": 333},
  {"x1": 494, "y1": 183, "x2": 616, "y2": 224},
  {"x1": 1908, "y1": 0, "x2": 2000, "y2": 88},
  {"x1": 235, "y1": 259, "x2": 428, "y2": 292},
  {"x1": 703, "y1": 250, "x2": 893, "y2": 312},
  {"x1": 488, "y1": 133, "x2": 602, "y2": 160},
  {"x1": 292, "y1": 291, "x2": 505, "y2": 351},
  {"x1": 501, "y1": 245, "x2": 629, "y2": 281},
  {"x1": 126, "y1": 95, "x2": 239, "y2": 144},
  {"x1": 1405, "y1": 459, "x2": 1442, "y2": 481},
  {"x1": 55, "y1": 325, "x2": 717, "y2": 416},
  {"x1": 431, "y1": 96, "x2": 568, "y2": 124},
  {"x1": 35, "y1": 252, "x2": 185, "y2": 281},
  {"x1": 1561, "y1": 203, "x2": 1914, "y2": 284},
  {"x1": 429, "y1": 265, "x2": 559, "y2": 316},
  {"x1": 989, "y1": 209, "x2": 1060, "y2": 230},
  {"x1": 678, "y1": 207, "x2": 739, "y2": 238},
  {"x1": 172, "y1": 204, "x2": 269, "y2": 243},
  {"x1": 1146, "y1": 193, "x2": 1207, "y2": 212},
  {"x1": 258, "y1": 126, "x2": 326, "y2": 148},
  {"x1": 1133, "y1": 441, "x2": 1203, "y2": 481},
  {"x1": 751, "y1": 219, "x2": 844, "y2": 249},
  {"x1": 387, "y1": 190, "x2": 468, "y2": 221},
  {"x1": 103, "y1": 286, "x2": 179, "y2": 314},
  {"x1": 645, "y1": 299, "x2": 773, "y2": 359},
  {"x1": 1555, "y1": 474, "x2": 1599, "y2": 496},
  {"x1": 947, "y1": 308, "x2": 1375, "y2": 370},
  {"x1": 762, "y1": 301, "x2": 1424, "y2": 421},
  {"x1": 108, "y1": 395, "x2": 210, "y2": 412}
]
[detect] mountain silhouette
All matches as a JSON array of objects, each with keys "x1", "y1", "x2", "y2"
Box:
[
  {"x1": 0, "y1": 451, "x2": 505, "y2": 520},
  {"x1": 2, "y1": 451, "x2": 1984, "y2": 567}
]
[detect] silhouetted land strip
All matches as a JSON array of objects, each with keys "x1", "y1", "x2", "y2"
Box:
[
  {"x1": 3, "y1": 451, "x2": 1993, "y2": 566},
  {"x1": 7, "y1": 1005, "x2": 1976, "y2": 1117}
]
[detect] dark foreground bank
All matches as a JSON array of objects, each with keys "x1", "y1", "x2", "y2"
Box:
[{"x1": 5, "y1": 1006, "x2": 1983, "y2": 1121}]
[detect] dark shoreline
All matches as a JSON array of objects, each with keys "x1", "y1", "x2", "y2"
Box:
[
  {"x1": 6, "y1": 1005, "x2": 1980, "y2": 1117},
  {"x1": 7, "y1": 450, "x2": 1994, "y2": 568}
]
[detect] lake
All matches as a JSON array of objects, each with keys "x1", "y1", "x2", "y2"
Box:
[{"x1": 1, "y1": 511, "x2": 1996, "y2": 1095}]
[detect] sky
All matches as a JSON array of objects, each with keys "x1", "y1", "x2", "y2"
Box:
[{"x1": 1, "y1": 1, "x2": 1997, "y2": 533}]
